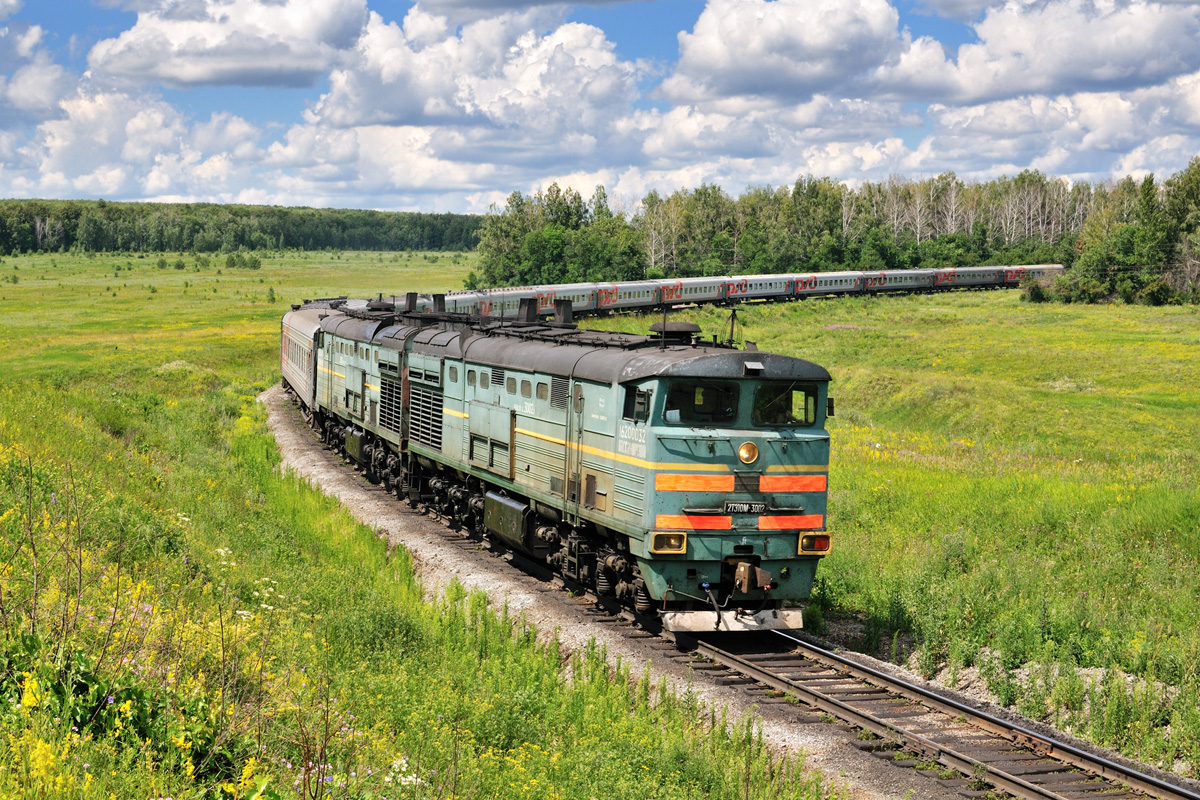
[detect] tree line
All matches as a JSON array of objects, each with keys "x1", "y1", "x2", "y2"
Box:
[
  {"x1": 472, "y1": 160, "x2": 1200, "y2": 304},
  {"x1": 0, "y1": 199, "x2": 482, "y2": 254}
]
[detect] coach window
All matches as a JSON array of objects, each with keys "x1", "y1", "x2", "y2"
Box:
[
  {"x1": 468, "y1": 370, "x2": 476, "y2": 387},
  {"x1": 506, "y1": 376, "x2": 517, "y2": 394},
  {"x1": 449, "y1": 366, "x2": 458, "y2": 383},
  {"x1": 480, "y1": 372, "x2": 489, "y2": 386},
  {"x1": 521, "y1": 380, "x2": 532, "y2": 398},
  {"x1": 536, "y1": 382, "x2": 548, "y2": 401}
]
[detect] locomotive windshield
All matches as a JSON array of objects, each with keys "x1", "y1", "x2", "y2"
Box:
[
  {"x1": 752, "y1": 381, "x2": 820, "y2": 427},
  {"x1": 664, "y1": 380, "x2": 738, "y2": 425}
]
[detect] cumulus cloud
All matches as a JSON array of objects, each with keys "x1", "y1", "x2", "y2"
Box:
[
  {"x1": 192, "y1": 112, "x2": 260, "y2": 157},
  {"x1": 10, "y1": 87, "x2": 270, "y2": 199},
  {"x1": 667, "y1": 0, "x2": 1200, "y2": 108},
  {"x1": 5, "y1": 55, "x2": 71, "y2": 112},
  {"x1": 307, "y1": 7, "x2": 646, "y2": 173},
  {"x1": 312, "y1": 7, "x2": 648, "y2": 133},
  {"x1": 87, "y1": 0, "x2": 370, "y2": 87},
  {"x1": 946, "y1": 0, "x2": 1200, "y2": 102},
  {"x1": 661, "y1": 0, "x2": 904, "y2": 104},
  {"x1": 1, "y1": 21, "x2": 73, "y2": 127},
  {"x1": 0, "y1": 0, "x2": 20, "y2": 23}
]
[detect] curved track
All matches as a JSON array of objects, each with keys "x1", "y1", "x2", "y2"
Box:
[{"x1": 677, "y1": 633, "x2": 1200, "y2": 800}]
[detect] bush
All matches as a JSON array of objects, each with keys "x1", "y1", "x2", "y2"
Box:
[
  {"x1": 1138, "y1": 277, "x2": 1175, "y2": 305},
  {"x1": 1050, "y1": 274, "x2": 1108, "y2": 304},
  {"x1": 224, "y1": 253, "x2": 262, "y2": 270},
  {"x1": 1019, "y1": 277, "x2": 1048, "y2": 303}
]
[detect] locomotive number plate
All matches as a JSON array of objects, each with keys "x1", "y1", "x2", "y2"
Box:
[{"x1": 723, "y1": 501, "x2": 767, "y2": 514}]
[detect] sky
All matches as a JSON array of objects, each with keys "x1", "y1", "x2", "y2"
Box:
[{"x1": 0, "y1": 0, "x2": 1198, "y2": 213}]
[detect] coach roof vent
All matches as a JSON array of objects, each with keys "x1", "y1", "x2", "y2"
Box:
[{"x1": 650, "y1": 321, "x2": 701, "y2": 344}]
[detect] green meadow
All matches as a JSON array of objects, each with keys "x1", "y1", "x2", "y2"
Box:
[
  {"x1": 0, "y1": 251, "x2": 834, "y2": 800},
  {"x1": 607, "y1": 294, "x2": 1200, "y2": 772}
]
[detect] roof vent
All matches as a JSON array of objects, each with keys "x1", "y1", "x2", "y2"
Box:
[
  {"x1": 744, "y1": 360, "x2": 765, "y2": 376},
  {"x1": 366, "y1": 293, "x2": 394, "y2": 312},
  {"x1": 650, "y1": 321, "x2": 701, "y2": 344}
]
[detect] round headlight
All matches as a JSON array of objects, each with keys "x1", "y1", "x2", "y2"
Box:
[{"x1": 737, "y1": 442, "x2": 759, "y2": 464}]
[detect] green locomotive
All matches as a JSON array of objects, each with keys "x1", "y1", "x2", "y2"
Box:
[{"x1": 282, "y1": 296, "x2": 832, "y2": 632}]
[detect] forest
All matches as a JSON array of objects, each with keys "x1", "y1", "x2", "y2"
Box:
[
  {"x1": 4, "y1": 158, "x2": 1200, "y2": 304},
  {"x1": 472, "y1": 159, "x2": 1200, "y2": 304},
  {"x1": 0, "y1": 199, "x2": 482, "y2": 254}
]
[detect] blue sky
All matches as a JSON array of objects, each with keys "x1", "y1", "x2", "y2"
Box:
[{"x1": 1, "y1": 0, "x2": 1198, "y2": 213}]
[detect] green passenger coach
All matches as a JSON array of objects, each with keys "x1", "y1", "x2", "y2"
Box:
[{"x1": 283, "y1": 296, "x2": 833, "y2": 632}]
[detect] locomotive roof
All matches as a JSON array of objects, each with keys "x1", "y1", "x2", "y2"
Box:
[
  {"x1": 291, "y1": 305, "x2": 830, "y2": 384},
  {"x1": 461, "y1": 336, "x2": 829, "y2": 384}
]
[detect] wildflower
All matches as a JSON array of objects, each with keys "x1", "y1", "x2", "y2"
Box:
[
  {"x1": 20, "y1": 673, "x2": 41, "y2": 711},
  {"x1": 239, "y1": 758, "x2": 258, "y2": 791}
]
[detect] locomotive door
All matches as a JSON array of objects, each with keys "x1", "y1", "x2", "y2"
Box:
[
  {"x1": 345, "y1": 365, "x2": 365, "y2": 420},
  {"x1": 564, "y1": 381, "x2": 586, "y2": 523}
]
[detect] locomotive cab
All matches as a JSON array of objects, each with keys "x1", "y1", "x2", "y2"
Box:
[{"x1": 622, "y1": 352, "x2": 832, "y2": 632}]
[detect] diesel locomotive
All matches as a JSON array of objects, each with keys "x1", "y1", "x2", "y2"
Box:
[{"x1": 281, "y1": 294, "x2": 834, "y2": 632}]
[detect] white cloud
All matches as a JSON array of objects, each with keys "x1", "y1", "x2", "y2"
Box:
[
  {"x1": 312, "y1": 8, "x2": 644, "y2": 131},
  {"x1": 947, "y1": 0, "x2": 1200, "y2": 102},
  {"x1": 0, "y1": 0, "x2": 21, "y2": 23},
  {"x1": 661, "y1": 0, "x2": 903, "y2": 104},
  {"x1": 4, "y1": 54, "x2": 70, "y2": 111},
  {"x1": 87, "y1": 0, "x2": 370, "y2": 87},
  {"x1": 191, "y1": 112, "x2": 260, "y2": 156},
  {"x1": 1114, "y1": 134, "x2": 1199, "y2": 179}
]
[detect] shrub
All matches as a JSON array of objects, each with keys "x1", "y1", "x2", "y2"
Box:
[
  {"x1": 1138, "y1": 277, "x2": 1175, "y2": 305},
  {"x1": 1019, "y1": 277, "x2": 1048, "y2": 303}
]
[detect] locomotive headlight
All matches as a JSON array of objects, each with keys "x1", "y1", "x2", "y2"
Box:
[
  {"x1": 737, "y1": 441, "x2": 759, "y2": 464},
  {"x1": 800, "y1": 534, "x2": 831, "y2": 553},
  {"x1": 651, "y1": 532, "x2": 687, "y2": 554}
]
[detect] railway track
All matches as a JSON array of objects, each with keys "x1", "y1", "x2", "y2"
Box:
[{"x1": 666, "y1": 631, "x2": 1200, "y2": 800}]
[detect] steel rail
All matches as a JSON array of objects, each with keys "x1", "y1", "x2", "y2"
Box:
[{"x1": 685, "y1": 632, "x2": 1200, "y2": 800}]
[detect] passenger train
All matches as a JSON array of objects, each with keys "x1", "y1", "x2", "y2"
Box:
[{"x1": 407, "y1": 264, "x2": 1062, "y2": 319}]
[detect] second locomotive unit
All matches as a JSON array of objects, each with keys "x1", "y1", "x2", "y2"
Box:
[{"x1": 282, "y1": 295, "x2": 833, "y2": 632}]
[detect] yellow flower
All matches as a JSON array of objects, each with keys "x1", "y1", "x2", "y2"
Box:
[
  {"x1": 20, "y1": 672, "x2": 40, "y2": 711},
  {"x1": 239, "y1": 757, "x2": 258, "y2": 790}
]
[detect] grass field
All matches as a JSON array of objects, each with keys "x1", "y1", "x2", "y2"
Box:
[
  {"x1": 603, "y1": 294, "x2": 1200, "y2": 772},
  {"x1": 0, "y1": 251, "x2": 835, "y2": 800},
  {"x1": 2, "y1": 251, "x2": 1198, "y2": 792}
]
